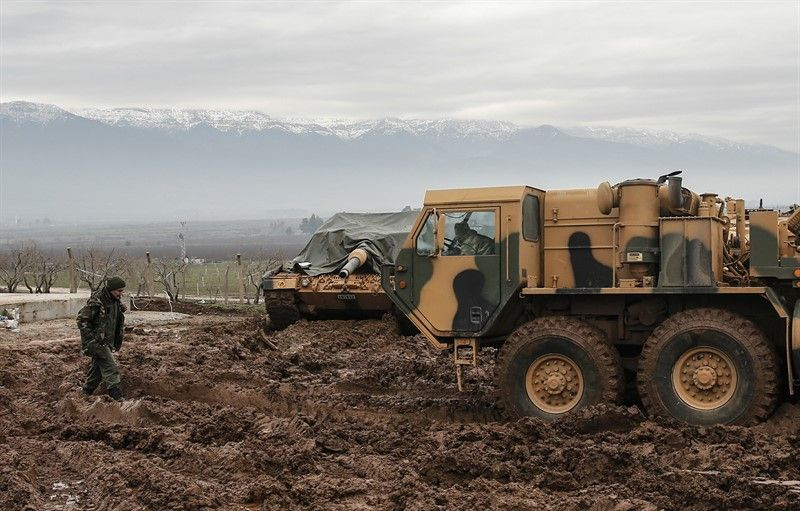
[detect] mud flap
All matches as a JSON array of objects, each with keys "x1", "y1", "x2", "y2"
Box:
[
  {"x1": 454, "y1": 338, "x2": 478, "y2": 391},
  {"x1": 765, "y1": 289, "x2": 795, "y2": 396},
  {"x1": 792, "y1": 301, "x2": 800, "y2": 394}
]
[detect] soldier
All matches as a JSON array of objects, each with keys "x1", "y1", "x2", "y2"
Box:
[
  {"x1": 450, "y1": 220, "x2": 495, "y2": 255},
  {"x1": 77, "y1": 276, "x2": 126, "y2": 401}
]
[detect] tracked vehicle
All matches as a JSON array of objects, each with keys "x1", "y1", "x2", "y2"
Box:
[
  {"x1": 383, "y1": 173, "x2": 800, "y2": 425},
  {"x1": 263, "y1": 211, "x2": 417, "y2": 330}
]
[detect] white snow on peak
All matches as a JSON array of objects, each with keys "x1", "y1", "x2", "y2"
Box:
[
  {"x1": 563, "y1": 125, "x2": 748, "y2": 150},
  {"x1": 0, "y1": 101, "x2": 75, "y2": 125},
  {"x1": 296, "y1": 117, "x2": 520, "y2": 140},
  {"x1": 74, "y1": 107, "x2": 282, "y2": 133},
  {"x1": 0, "y1": 101, "x2": 762, "y2": 151},
  {"x1": 70, "y1": 107, "x2": 521, "y2": 140}
]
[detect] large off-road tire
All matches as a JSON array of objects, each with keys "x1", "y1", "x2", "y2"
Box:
[
  {"x1": 265, "y1": 292, "x2": 300, "y2": 331},
  {"x1": 496, "y1": 317, "x2": 624, "y2": 420},
  {"x1": 637, "y1": 308, "x2": 780, "y2": 426}
]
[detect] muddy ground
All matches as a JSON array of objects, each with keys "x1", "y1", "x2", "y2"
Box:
[{"x1": 0, "y1": 304, "x2": 798, "y2": 511}]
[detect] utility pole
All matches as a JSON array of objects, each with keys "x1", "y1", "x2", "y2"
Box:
[
  {"x1": 178, "y1": 221, "x2": 187, "y2": 299},
  {"x1": 145, "y1": 252, "x2": 154, "y2": 297},
  {"x1": 237, "y1": 254, "x2": 245, "y2": 303},
  {"x1": 178, "y1": 221, "x2": 187, "y2": 263},
  {"x1": 66, "y1": 247, "x2": 77, "y2": 293}
]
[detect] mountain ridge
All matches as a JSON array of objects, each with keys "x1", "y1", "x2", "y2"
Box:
[
  {"x1": 2, "y1": 100, "x2": 797, "y2": 223},
  {"x1": 2, "y1": 100, "x2": 791, "y2": 154}
]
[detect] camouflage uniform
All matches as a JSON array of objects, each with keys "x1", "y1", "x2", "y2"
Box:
[
  {"x1": 77, "y1": 285, "x2": 125, "y2": 395},
  {"x1": 452, "y1": 224, "x2": 495, "y2": 256}
]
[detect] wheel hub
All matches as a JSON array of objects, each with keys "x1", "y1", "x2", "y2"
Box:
[
  {"x1": 692, "y1": 366, "x2": 717, "y2": 389},
  {"x1": 545, "y1": 372, "x2": 567, "y2": 394},
  {"x1": 525, "y1": 354, "x2": 584, "y2": 414},
  {"x1": 672, "y1": 347, "x2": 737, "y2": 410}
]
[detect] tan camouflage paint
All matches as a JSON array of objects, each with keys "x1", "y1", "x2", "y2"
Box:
[
  {"x1": 659, "y1": 216, "x2": 725, "y2": 286},
  {"x1": 264, "y1": 273, "x2": 390, "y2": 313},
  {"x1": 544, "y1": 188, "x2": 617, "y2": 288},
  {"x1": 392, "y1": 186, "x2": 543, "y2": 343},
  {"x1": 383, "y1": 178, "x2": 800, "y2": 395}
]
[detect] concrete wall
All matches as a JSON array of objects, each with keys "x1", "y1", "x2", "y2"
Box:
[{"x1": 1, "y1": 293, "x2": 132, "y2": 323}]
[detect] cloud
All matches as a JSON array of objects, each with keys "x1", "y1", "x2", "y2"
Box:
[{"x1": 1, "y1": 0, "x2": 798, "y2": 151}]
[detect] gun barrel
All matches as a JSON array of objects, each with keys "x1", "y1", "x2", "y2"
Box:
[{"x1": 338, "y1": 248, "x2": 369, "y2": 278}]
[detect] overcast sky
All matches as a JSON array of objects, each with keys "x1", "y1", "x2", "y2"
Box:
[{"x1": 2, "y1": 1, "x2": 799, "y2": 151}]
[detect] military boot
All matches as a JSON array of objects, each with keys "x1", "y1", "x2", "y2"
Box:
[
  {"x1": 81, "y1": 385, "x2": 97, "y2": 396},
  {"x1": 107, "y1": 385, "x2": 123, "y2": 402}
]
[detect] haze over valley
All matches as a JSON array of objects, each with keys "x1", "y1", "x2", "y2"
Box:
[{"x1": 2, "y1": 101, "x2": 797, "y2": 227}]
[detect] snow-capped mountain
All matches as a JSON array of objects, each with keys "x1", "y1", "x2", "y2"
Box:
[
  {"x1": 0, "y1": 101, "x2": 784, "y2": 151},
  {"x1": 561, "y1": 126, "x2": 757, "y2": 151},
  {"x1": 71, "y1": 105, "x2": 520, "y2": 140},
  {"x1": 66, "y1": 104, "x2": 742, "y2": 148},
  {"x1": 2, "y1": 101, "x2": 797, "y2": 223},
  {"x1": 0, "y1": 101, "x2": 83, "y2": 125}
]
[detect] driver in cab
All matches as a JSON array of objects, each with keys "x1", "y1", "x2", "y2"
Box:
[{"x1": 447, "y1": 220, "x2": 495, "y2": 256}]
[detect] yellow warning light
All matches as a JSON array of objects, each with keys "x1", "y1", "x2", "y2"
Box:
[{"x1": 794, "y1": 268, "x2": 800, "y2": 278}]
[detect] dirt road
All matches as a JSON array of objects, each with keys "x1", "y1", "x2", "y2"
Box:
[{"x1": 1, "y1": 307, "x2": 798, "y2": 510}]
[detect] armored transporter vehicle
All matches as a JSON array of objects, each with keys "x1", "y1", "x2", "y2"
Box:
[
  {"x1": 383, "y1": 173, "x2": 800, "y2": 425},
  {"x1": 263, "y1": 211, "x2": 417, "y2": 330}
]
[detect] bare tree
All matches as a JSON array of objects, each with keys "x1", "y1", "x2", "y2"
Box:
[
  {"x1": 243, "y1": 250, "x2": 285, "y2": 304},
  {"x1": 22, "y1": 246, "x2": 66, "y2": 293},
  {"x1": 38, "y1": 254, "x2": 66, "y2": 293},
  {"x1": 118, "y1": 255, "x2": 149, "y2": 296},
  {"x1": 75, "y1": 247, "x2": 124, "y2": 291},
  {"x1": 153, "y1": 258, "x2": 187, "y2": 302},
  {"x1": 0, "y1": 243, "x2": 37, "y2": 293}
]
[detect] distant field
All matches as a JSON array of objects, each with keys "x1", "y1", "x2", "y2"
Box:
[
  {"x1": 0, "y1": 218, "x2": 312, "y2": 300},
  {"x1": 2, "y1": 218, "x2": 316, "y2": 300},
  {"x1": 53, "y1": 261, "x2": 277, "y2": 302},
  {"x1": 0, "y1": 218, "x2": 311, "y2": 260}
]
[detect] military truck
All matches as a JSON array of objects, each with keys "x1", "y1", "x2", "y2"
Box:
[
  {"x1": 263, "y1": 211, "x2": 417, "y2": 331},
  {"x1": 382, "y1": 173, "x2": 800, "y2": 425}
]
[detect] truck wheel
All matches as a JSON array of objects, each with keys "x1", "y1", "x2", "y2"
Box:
[
  {"x1": 496, "y1": 317, "x2": 624, "y2": 420},
  {"x1": 265, "y1": 292, "x2": 300, "y2": 331},
  {"x1": 637, "y1": 308, "x2": 779, "y2": 425}
]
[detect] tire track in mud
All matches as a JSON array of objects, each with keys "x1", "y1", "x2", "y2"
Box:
[{"x1": 1, "y1": 312, "x2": 798, "y2": 510}]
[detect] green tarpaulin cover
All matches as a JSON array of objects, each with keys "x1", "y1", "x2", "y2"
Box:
[{"x1": 284, "y1": 211, "x2": 418, "y2": 276}]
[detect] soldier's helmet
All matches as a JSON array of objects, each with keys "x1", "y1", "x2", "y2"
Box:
[{"x1": 454, "y1": 220, "x2": 469, "y2": 237}]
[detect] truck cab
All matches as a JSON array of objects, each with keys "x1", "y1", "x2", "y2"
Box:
[{"x1": 385, "y1": 186, "x2": 543, "y2": 346}]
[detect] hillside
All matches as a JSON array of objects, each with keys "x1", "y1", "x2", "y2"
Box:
[{"x1": 2, "y1": 101, "x2": 797, "y2": 223}]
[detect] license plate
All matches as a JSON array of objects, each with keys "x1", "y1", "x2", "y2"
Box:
[
  {"x1": 337, "y1": 293, "x2": 356, "y2": 301},
  {"x1": 626, "y1": 252, "x2": 643, "y2": 262}
]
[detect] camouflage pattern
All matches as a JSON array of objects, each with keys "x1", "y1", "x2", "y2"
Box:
[
  {"x1": 263, "y1": 253, "x2": 397, "y2": 330},
  {"x1": 262, "y1": 211, "x2": 414, "y2": 328},
  {"x1": 749, "y1": 210, "x2": 800, "y2": 279},
  {"x1": 82, "y1": 343, "x2": 121, "y2": 390},
  {"x1": 386, "y1": 186, "x2": 541, "y2": 346},
  {"x1": 77, "y1": 287, "x2": 124, "y2": 352},
  {"x1": 658, "y1": 217, "x2": 723, "y2": 287},
  {"x1": 264, "y1": 271, "x2": 392, "y2": 318},
  {"x1": 76, "y1": 286, "x2": 125, "y2": 390},
  {"x1": 382, "y1": 178, "x2": 800, "y2": 396},
  {"x1": 794, "y1": 300, "x2": 800, "y2": 387}
]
